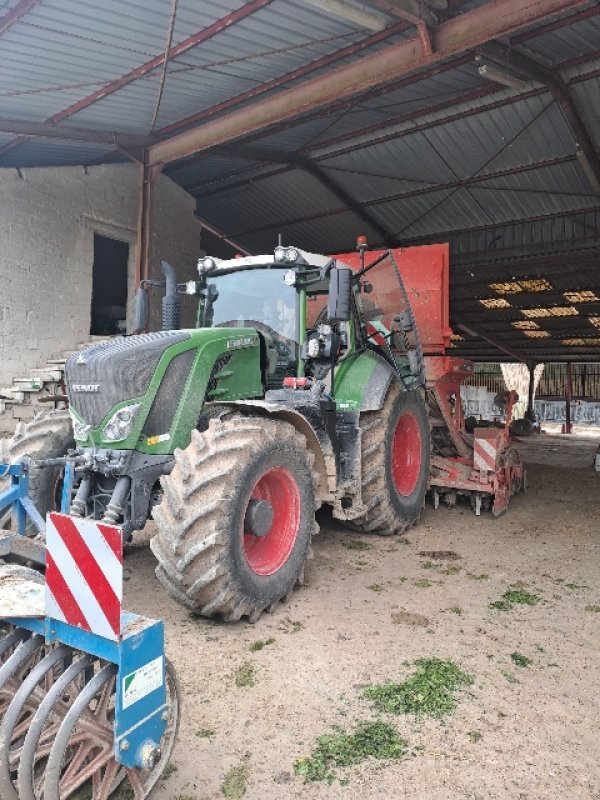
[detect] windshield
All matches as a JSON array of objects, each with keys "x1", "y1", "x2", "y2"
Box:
[{"x1": 201, "y1": 267, "x2": 299, "y2": 347}]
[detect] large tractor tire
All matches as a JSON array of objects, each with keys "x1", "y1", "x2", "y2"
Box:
[
  {"x1": 3, "y1": 410, "x2": 74, "y2": 535},
  {"x1": 151, "y1": 415, "x2": 318, "y2": 622},
  {"x1": 351, "y1": 382, "x2": 430, "y2": 534}
]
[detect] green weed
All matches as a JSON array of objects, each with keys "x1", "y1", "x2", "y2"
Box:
[
  {"x1": 363, "y1": 658, "x2": 473, "y2": 718},
  {"x1": 467, "y1": 730, "x2": 482, "y2": 743},
  {"x1": 162, "y1": 763, "x2": 178, "y2": 779},
  {"x1": 342, "y1": 539, "x2": 372, "y2": 551},
  {"x1": 585, "y1": 604, "x2": 600, "y2": 613},
  {"x1": 414, "y1": 579, "x2": 432, "y2": 589},
  {"x1": 221, "y1": 765, "x2": 247, "y2": 799},
  {"x1": 500, "y1": 668, "x2": 519, "y2": 684},
  {"x1": 446, "y1": 606, "x2": 463, "y2": 615},
  {"x1": 368, "y1": 583, "x2": 385, "y2": 593},
  {"x1": 510, "y1": 652, "x2": 532, "y2": 668},
  {"x1": 249, "y1": 637, "x2": 275, "y2": 652},
  {"x1": 489, "y1": 587, "x2": 540, "y2": 611},
  {"x1": 467, "y1": 573, "x2": 489, "y2": 581},
  {"x1": 196, "y1": 728, "x2": 216, "y2": 738},
  {"x1": 235, "y1": 662, "x2": 256, "y2": 688},
  {"x1": 278, "y1": 618, "x2": 304, "y2": 633},
  {"x1": 294, "y1": 721, "x2": 406, "y2": 784}
]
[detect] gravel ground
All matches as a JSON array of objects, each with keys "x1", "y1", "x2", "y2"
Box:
[{"x1": 123, "y1": 431, "x2": 600, "y2": 800}]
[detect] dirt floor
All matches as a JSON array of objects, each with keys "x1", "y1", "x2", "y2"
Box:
[{"x1": 123, "y1": 431, "x2": 600, "y2": 800}]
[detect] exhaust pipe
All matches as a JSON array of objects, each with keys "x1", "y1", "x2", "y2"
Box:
[
  {"x1": 133, "y1": 286, "x2": 149, "y2": 333},
  {"x1": 161, "y1": 261, "x2": 181, "y2": 331}
]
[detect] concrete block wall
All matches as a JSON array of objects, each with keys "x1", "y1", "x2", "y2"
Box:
[{"x1": 0, "y1": 163, "x2": 201, "y2": 387}]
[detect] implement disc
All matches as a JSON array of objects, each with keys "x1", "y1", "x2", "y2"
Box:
[
  {"x1": 18, "y1": 654, "x2": 95, "y2": 800},
  {"x1": 0, "y1": 645, "x2": 71, "y2": 800},
  {"x1": 44, "y1": 660, "x2": 180, "y2": 800}
]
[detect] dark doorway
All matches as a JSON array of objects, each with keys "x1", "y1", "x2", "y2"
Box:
[{"x1": 90, "y1": 234, "x2": 129, "y2": 335}]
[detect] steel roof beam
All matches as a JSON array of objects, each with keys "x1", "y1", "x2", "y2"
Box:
[
  {"x1": 0, "y1": 0, "x2": 39, "y2": 36},
  {"x1": 479, "y1": 42, "x2": 600, "y2": 194},
  {"x1": 155, "y1": 20, "x2": 411, "y2": 139},
  {"x1": 0, "y1": 118, "x2": 152, "y2": 147},
  {"x1": 149, "y1": 0, "x2": 590, "y2": 166}
]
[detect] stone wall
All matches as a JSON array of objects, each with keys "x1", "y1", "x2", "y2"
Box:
[{"x1": 0, "y1": 163, "x2": 201, "y2": 387}]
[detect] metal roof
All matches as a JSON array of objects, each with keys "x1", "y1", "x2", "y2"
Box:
[{"x1": 1, "y1": 0, "x2": 600, "y2": 362}]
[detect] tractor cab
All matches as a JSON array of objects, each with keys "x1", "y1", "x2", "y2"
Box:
[
  {"x1": 195, "y1": 242, "x2": 422, "y2": 393},
  {"x1": 196, "y1": 246, "x2": 353, "y2": 389}
]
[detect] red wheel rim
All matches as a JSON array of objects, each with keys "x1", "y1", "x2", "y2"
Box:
[
  {"x1": 391, "y1": 411, "x2": 422, "y2": 497},
  {"x1": 243, "y1": 467, "x2": 300, "y2": 576}
]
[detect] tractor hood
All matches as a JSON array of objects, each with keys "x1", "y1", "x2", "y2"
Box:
[
  {"x1": 65, "y1": 328, "x2": 263, "y2": 454},
  {"x1": 65, "y1": 331, "x2": 192, "y2": 428}
]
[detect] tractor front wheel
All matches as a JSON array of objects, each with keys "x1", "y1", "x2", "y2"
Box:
[
  {"x1": 3, "y1": 410, "x2": 74, "y2": 535},
  {"x1": 151, "y1": 416, "x2": 318, "y2": 622},
  {"x1": 351, "y1": 382, "x2": 430, "y2": 534}
]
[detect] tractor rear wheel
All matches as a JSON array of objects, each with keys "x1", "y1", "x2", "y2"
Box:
[
  {"x1": 151, "y1": 415, "x2": 318, "y2": 622},
  {"x1": 3, "y1": 411, "x2": 74, "y2": 535},
  {"x1": 351, "y1": 383, "x2": 430, "y2": 534}
]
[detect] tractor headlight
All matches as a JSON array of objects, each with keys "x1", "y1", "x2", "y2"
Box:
[
  {"x1": 286, "y1": 248, "x2": 299, "y2": 262},
  {"x1": 283, "y1": 269, "x2": 296, "y2": 287},
  {"x1": 274, "y1": 246, "x2": 286, "y2": 262},
  {"x1": 69, "y1": 409, "x2": 91, "y2": 441},
  {"x1": 102, "y1": 403, "x2": 141, "y2": 442}
]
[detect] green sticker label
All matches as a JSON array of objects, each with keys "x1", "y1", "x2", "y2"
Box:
[{"x1": 122, "y1": 656, "x2": 163, "y2": 709}]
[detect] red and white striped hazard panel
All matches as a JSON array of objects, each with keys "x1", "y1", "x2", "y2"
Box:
[
  {"x1": 473, "y1": 433, "x2": 498, "y2": 473},
  {"x1": 45, "y1": 512, "x2": 123, "y2": 641}
]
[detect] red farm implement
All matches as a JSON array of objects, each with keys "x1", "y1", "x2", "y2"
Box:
[{"x1": 334, "y1": 242, "x2": 526, "y2": 516}]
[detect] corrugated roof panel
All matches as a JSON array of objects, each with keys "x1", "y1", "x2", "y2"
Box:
[
  {"x1": 424, "y1": 92, "x2": 574, "y2": 177},
  {"x1": 467, "y1": 163, "x2": 597, "y2": 220},
  {"x1": 371, "y1": 160, "x2": 596, "y2": 241},
  {"x1": 236, "y1": 209, "x2": 380, "y2": 255},
  {"x1": 0, "y1": 138, "x2": 116, "y2": 167},
  {"x1": 514, "y1": 15, "x2": 600, "y2": 65},
  {"x1": 320, "y1": 164, "x2": 432, "y2": 203},
  {"x1": 368, "y1": 188, "x2": 491, "y2": 239},
  {"x1": 165, "y1": 30, "x2": 363, "y2": 86},
  {"x1": 320, "y1": 134, "x2": 458, "y2": 184},
  {"x1": 166, "y1": 154, "x2": 268, "y2": 190},
  {"x1": 196, "y1": 167, "x2": 345, "y2": 237},
  {"x1": 310, "y1": 83, "x2": 519, "y2": 159},
  {"x1": 57, "y1": 75, "x2": 162, "y2": 133},
  {"x1": 0, "y1": 88, "x2": 106, "y2": 121},
  {"x1": 570, "y1": 77, "x2": 600, "y2": 150},
  {"x1": 243, "y1": 115, "x2": 369, "y2": 154}
]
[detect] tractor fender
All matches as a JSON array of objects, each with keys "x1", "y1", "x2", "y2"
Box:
[
  {"x1": 335, "y1": 350, "x2": 401, "y2": 413},
  {"x1": 211, "y1": 400, "x2": 334, "y2": 505}
]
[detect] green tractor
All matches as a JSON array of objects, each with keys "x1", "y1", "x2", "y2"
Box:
[{"x1": 7, "y1": 244, "x2": 430, "y2": 621}]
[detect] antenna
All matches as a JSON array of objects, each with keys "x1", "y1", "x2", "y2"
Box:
[{"x1": 277, "y1": 233, "x2": 282, "y2": 246}]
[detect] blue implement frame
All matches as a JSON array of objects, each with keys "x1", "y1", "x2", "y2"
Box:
[
  {"x1": 0, "y1": 462, "x2": 45, "y2": 535},
  {"x1": 0, "y1": 462, "x2": 169, "y2": 769}
]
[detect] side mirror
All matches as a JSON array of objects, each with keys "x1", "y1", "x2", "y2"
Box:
[{"x1": 327, "y1": 266, "x2": 352, "y2": 322}]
